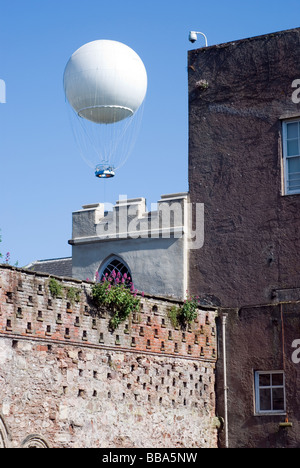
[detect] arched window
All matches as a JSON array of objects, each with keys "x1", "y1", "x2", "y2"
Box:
[
  {"x1": 99, "y1": 256, "x2": 132, "y2": 282},
  {"x1": 21, "y1": 434, "x2": 49, "y2": 448},
  {"x1": 0, "y1": 414, "x2": 10, "y2": 448}
]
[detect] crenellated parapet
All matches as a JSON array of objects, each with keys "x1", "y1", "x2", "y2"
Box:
[{"x1": 69, "y1": 193, "x2": 194, "y2": 300}]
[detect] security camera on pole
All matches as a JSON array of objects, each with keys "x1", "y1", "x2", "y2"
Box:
[{"x1": 188, "y1": 31, "x2": 208, "y2": 47}]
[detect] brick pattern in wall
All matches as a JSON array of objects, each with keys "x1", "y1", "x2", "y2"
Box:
[
  {"x1": 0, "y1": 266, "x2": 217, "y2": 361},
  {"x1": 0, "y1": 265, "x2": 218, "y2": 448}
]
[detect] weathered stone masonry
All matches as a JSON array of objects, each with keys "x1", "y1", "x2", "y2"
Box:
[{"x1": 0, "y1": 265, "x2": 218, "y2": 448}]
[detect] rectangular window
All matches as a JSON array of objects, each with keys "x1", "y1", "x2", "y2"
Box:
[
  {"x1": 254, "y1": 371, "x2": 286, "y2": 415},
  {"x1": 283, "y1": 120, "x2": 300, "y2": 194}
]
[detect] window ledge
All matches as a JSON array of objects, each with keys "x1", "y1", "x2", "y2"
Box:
[
  {"x1": 279, "y1": 112, "x2": 300, "y2": 120},
  {"x1": 283, "y1": 192, "x2": 300, "y2": 197}
]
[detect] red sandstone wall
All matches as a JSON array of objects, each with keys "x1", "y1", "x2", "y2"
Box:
[{"x1": 0, "y1": 266, "x2": 218, "y2": 448}]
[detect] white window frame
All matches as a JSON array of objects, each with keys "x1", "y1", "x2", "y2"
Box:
[
  {"x1": 282, "y1": 119, "x2": 300, "y2": 195},
  {"x1": 254, "y1": 371, "x2": 286, "y2": 416},
  {"x1": 99, "y1": 255, "x2": 132, "y2": 282}
]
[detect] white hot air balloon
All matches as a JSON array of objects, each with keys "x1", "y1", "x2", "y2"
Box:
[{"x1": 63, "y1": 40, "x2": 147, "y2": 178}]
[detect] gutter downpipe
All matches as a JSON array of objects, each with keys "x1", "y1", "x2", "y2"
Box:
[{"x1": 222, "y1": 312, "x2": 229, "y2": 448}]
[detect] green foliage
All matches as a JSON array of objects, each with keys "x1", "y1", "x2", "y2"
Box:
[
  {"x1": 66, "y1": 286, "x2": 81, "y2": 305},
  {"x1": 168, "y1": 297, "x2": 198, "y2": 329},
  {"x1": 168, "y1": 306, "x2": 180, "y2": 329},
  {"x1": 48, "y1": 279, "x2": 81, "y2": 304},
  {"x1": 92, "y1": 280, "x2": 140, "y2": 331},
  {"x1": 48, "y1": 278, "x2": 63, "y2": 298},
  {"x1": 180, "y1": 298, "x2": 198, "y2": 324}
]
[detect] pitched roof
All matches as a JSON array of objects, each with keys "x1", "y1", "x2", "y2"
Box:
[{"x1": 25, "y1": 257, "x2": 72, "y2": 278}]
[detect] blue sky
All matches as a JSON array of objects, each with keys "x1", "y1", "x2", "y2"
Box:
[{"x1": 0, "y1": 0, "x2": 299, "y2": 266}]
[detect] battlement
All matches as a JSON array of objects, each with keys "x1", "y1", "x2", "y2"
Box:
[
  {"x1": 69, "y1": 193, "x2": 192, "y2": 299},
  {"x1": 70, "y1": 193, "x2": 189, "y2": 244}
]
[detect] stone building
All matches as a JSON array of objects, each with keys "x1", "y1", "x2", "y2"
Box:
[
  {"x1": 188, "y1": 27, "x2": 300, "y2": 447},
  {"x1": 27, "y1": 192, "x2": 197, "y2": 301},
  {"x1": 69, "y1": 193, "x2": 191, "y2": 299},
  {"x1": 4, "y1": 26, "x2": 300, "y2": 449}
]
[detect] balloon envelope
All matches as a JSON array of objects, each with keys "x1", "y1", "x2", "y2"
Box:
[{"x1": 63, "y1": 40, "x2": 148, "y2": 124}]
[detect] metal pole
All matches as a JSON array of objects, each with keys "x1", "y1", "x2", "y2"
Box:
[{"x1": 222, "y1": 313, "x2": 229, "y2": 448}]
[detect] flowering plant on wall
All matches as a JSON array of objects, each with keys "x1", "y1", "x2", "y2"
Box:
[
  {"x1": 91, "y1": 271, "x2": 142, "y2": 331},
  {"x1": 0, "y1": 230, "x2": 18, "y2": 267}
]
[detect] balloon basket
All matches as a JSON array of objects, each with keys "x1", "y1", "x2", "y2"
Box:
[{"x1": 95, "y1": 164, "x2": 115, "y2": 179}]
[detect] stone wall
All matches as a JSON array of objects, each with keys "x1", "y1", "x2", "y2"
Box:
[
  {"x1": 216, "y1": 304, "x2": 300, "y2": 448},
  {"x1": 0, "y1": 265, "x2": 218, "y2": 448},
  {"x1": 188, "y1": 27, "x2": 300, "y2": 308}
]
